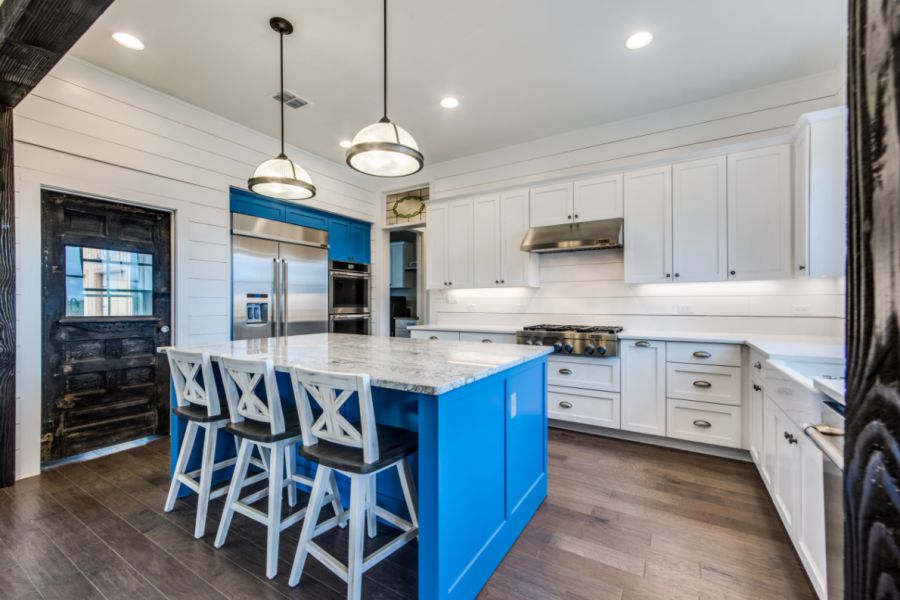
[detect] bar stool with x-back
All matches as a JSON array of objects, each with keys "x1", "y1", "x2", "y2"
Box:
[
  {"x1": 214, "y1": 356, "x2": 346, "y2": 579},
  {"x1": 164, "y1": 349, "x2": 237, "y2": 538},
  {"x1": 288, "y1": 367, "x2": 419, "y2": 599}
]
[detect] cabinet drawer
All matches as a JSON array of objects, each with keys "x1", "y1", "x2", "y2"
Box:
[
  {"x1": 410, "y1": 330, "x2": 460, "y2": 341},
  {"x1": 666, "y1": 399, "x2": 741, "y2": 448},
  {"x1": 459, "y1": 331, "x2": 517, "y2": 344},
  {"x1": 666, "y1": 363, "x2": 741, "y2": 405},
  {"x1": 549, "y1": 356, "x2": 620, "y2": 392},
  {"x1": 549, "y1": 386, "x2": 620, "y2": 429},
  {"x1": 667, "y1": 342, "x2": 742, "y2": 367}
]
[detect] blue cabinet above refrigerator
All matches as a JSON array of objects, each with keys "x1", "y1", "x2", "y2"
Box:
[{"x1": 230, "y1": 187, "x2": 371, "y2": 264}]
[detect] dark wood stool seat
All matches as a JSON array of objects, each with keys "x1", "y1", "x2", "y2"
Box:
[
  {"x1": 173, "y1": 404, "x2": 229, "y2": 423},
  {"x1": 226, "y1": 417, "x2": 301, "y2": 443},
  {"x1": 299, "y1": 424, "x2": 417, "y2": 474}
]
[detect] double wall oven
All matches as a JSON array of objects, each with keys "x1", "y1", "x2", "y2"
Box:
[{"x1": 329, "y1": 260, "x2": 370, "y2": 334}]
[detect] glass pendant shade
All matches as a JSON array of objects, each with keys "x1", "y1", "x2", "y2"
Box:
[
  {"x1": 249, "y1": 153, "x2": 315, "y2": 200},
  {"x1": 346, "y1": 119, "x2": 424, "y2": 177}
]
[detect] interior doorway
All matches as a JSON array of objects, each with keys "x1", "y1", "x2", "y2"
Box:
[
  {"x1": 40, "y1": 190, "x2": 172, "y2": 463},
  {"x1": 389, "y1": 229, "x2": 423, "y2": 336}
]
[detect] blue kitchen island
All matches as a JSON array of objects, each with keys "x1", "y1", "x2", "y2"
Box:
[{"x1": 164, "y1": 333, "x2": 550, "y2": 599}]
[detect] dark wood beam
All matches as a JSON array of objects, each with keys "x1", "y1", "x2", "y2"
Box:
[
  {"x1": 846, "y1": 0, "x2": 900, "y2": 597},
  {"x1": 0, "y1": 0, "x2": 114, "y2": 486}
]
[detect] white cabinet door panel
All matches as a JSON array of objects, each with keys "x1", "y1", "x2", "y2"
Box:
[
  {"x1": 425, "y1": 203, "x2": 448, "y2": 289},
  {"x1": 797, "y1": 429, "x2": 827, "y2": 596},
  {"x1": 447, "y1": 199, "x2": 474, "y2": 288},
  {"x1": 530, "y1": 182, "x2": 573, "y2": 227},
  {"x1": 472, "y1": 194, "x2": 500, "y2": 287},
  {"x1": 624, "y1": 166, "x2": 672, "y2": 283},
  {"x1": 748, "y1": 376, "x2": 766, "y2": 478},
  {"x1": 666, "y1": 399, "x2": 741, "y2": 448},
  {"x1": 672, "y1": 156, "x2": 727, "y2": 282},
  {"x1": 499, "y1": 188, "x2": 537, "y2": 287},
  {"x1": 621, "y1": 340, "x2": 667, "y2": 436},
  {"x1": 574, "y1": 174, "x2": 623, "y2": 221},
  {"x1": 727, "y1": 145, "x2": 792, "y2": 281}
]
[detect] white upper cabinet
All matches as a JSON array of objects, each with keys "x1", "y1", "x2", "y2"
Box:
[
  {"x1": 672, "y1": 156, "x2": 728, "y2": 282},
  {"x1": 473, "y1": 194, "x2": 501, "y2": 287},
  {"x1": 499, "y1": 188, "x2": 538, "y2": 287},
  {"x1": 573, "y1": 174, "x2": 624, "y2": 221},
  {"x1": 425, "y1": 202, "x2": 449, "y2": 290},
  {"x1": 529, "y1": 182, "x2": 573, "y2": 227},
  {"x1": 425, "y1": 198, "x2": 473, "y2": 289},
  {"x1": 793, "y1": 107, "x2": 848, "y2": 278},
  {"x1": 624, "y1": 165, "x2": 673, "y2": 283},
  {"x1": 727, "y1": 144, "x2": 792, "y2": 281},
  {"x1": 447, "y1": 199, "x2": 474, "y2": 288}
]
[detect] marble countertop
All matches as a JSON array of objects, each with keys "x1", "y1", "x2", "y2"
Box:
[
  {"x1": 160, "y1": 333, "x2": 551, "y2": 395},
  {"x1": 814, "y1": 376, "x2": 846, "y2": 405}
]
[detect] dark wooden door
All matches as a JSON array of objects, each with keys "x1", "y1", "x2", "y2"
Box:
[{"x1": 41, "y1": 191, "x2": 172, "y2": 461}]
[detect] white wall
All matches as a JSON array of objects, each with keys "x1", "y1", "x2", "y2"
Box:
[
  {"x1": 12, "y1": 57, "x2": 380, "y2": 479},
  {"x1": 373, "y1": 68, "x2": 847, "y2": 338}
]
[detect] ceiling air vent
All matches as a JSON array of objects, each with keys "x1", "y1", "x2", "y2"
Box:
[{"x1": 273, "y1": 91, "x2": 308, "y2": 109}]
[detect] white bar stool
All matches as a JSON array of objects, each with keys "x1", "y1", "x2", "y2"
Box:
[
  {"x1": 164, "y1": 349, "x2": 236, "y2": 539},
  {"x1": 287, "y1": 367, "x2": 419, "y2": 599},
  {"x1": 214, "y1": 356, "x2": 344, "y2": 580}
]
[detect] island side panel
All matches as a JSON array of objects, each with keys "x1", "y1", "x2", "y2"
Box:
[{"x1": 418, "y1": 356, "x2": 548, "y2": 600}]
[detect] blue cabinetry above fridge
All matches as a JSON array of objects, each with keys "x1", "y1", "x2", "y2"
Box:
[{"x1": 230, "y1": 187, "x2": 371, "y2": 263}]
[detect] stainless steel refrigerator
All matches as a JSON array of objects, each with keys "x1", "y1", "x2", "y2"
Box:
[{"x1": 231, "y1": 213, "x2": 329, "y2": 340}]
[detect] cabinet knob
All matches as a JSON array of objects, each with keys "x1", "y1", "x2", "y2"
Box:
[
  {"x1": 558, "y1": 401, "x2": 573, "y2": 409},
  {"x1": 666, "y1": 273, "x2": 671, "y2": 278},
  {"x1": 574, "y1": 214, "x2": 579, "y2": 219},
  {"x1": 730, "y1": 270, "x2": 736, "y2": 275},
  {"x1": 501, "y1": 280, "x2": 505, "y2": 283},
  {"x1": 495, "y1": 280, "x2": 499, "y2": 284},
  {"x1": 693, "y1": 420, "x2": 712, "y2": 428},
  {"x1": 752, "y1": 384, "x2": 762, "y2": 391},
  {"x1": 558, "y1": 368, "x2": 573, "y2": 375},
  {"x1": 784, "y1": 431, "x2": 790, "y2": 439},
  {"x1": 674, "y1": 273, "x2": 680, "y2": 278},
  {"x1": 635, "y1": 341, "x2": 651, "y2": 347},
  {"x1": 789, "y1": 436, "x2": 798, "y2": 445},
  {"x1": 692, "y1": 351, "x2": 711, "y2": 358},
  {"x1": 753, "y1": 361, "x2": 762, "y2": 370},
  {"x1": 692, "y1": 380, "x2": 712, "y2": 388},
  {"x1": 798, "y1": 265, "x2": 806, "y2": 271}
]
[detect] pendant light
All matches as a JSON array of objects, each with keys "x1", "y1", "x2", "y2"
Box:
[
  {"x1": 346, "y1": 0, "x2": 424, "y2": 177},
  {"x1": 248, "y1": 17, "x2": 316, "y2": 200}
]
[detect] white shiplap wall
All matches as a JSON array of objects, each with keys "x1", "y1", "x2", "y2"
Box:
[{"x1": 12, "y1": 57, "x2": 380, "y2": 479}]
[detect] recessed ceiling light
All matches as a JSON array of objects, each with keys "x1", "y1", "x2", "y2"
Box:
[
  {"x1": 339, "y1": 140, "x2": 352, "y2": 149},
  {"x1": 112, "y1": 32, "x2": 144, "y2": 50},
  {"x1": 440, "y1": 97, "x2": 459, "y2": 109},
  {"x1": 625, "y1": 31, "x2": 653, "y2": 50}
]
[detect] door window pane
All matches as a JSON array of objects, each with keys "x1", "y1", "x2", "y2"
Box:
[{"x1": 65, "y1": 246, "x2": 153, "y2": 317}]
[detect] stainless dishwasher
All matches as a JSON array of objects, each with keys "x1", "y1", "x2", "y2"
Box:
[{"x1": 805, "y1": 399, "x2": 845, "y2": 599}]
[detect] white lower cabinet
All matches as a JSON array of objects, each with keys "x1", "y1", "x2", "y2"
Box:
[
  {"x1": 666, "y1": 398, "x2": 741, "y2": 448},
  {"x1": 549, "y1": 355, "x2": 619, "y2": 392},
  {"x1": 549, "y1": 386, "x2": 620, "y2": 428},
  {"x1": 797, "y1": 429, "x2": 828, "y2": 596},
  {"x1": 410, "y1": 330, "x2": 460, "y2": 341},
  {"x1": 748, "y1": 374, "x2": 766, "y2": 477},
  {"x1": 620, "y1": 340, "x2": 667, "y2": 436},
  {"x1": 766, "y1": 395, "x2": 799, "y2": 530}
]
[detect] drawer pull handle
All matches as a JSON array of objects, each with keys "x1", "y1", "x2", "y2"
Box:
[
  {"x1": 692, "y1": 351, "x2": 711, "y2": 358},
  {"x1": 429, "y1": 336, "x2": 439, "y2": 340},
  {"x1": 693, "y1": 420, "x2": 712, "y2": 428},
  {"x1": 558, "y1": 401, "x2": 573, "y2": 409},
  {"x1": 635, "y1": 341, "x2": 651, "y2": 347},
  {"x1": 692, "y1": 380, "x2": 712, "y2": 388},
  {"x1": 752, "y1": 384, "x2": 762, "y2": 391},
  {"x1": 481, "y1": 339, "x2": 493, "y2": 343},
  {"x1": 559, "y1": 368, "x2": 573, "y2": 375},
  {"x1": 753, "y1": 361, "x2": 762, "y2": 370}
]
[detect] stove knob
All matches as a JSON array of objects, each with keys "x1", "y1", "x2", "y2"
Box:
[
  {"x1": 584, "y1": 345, "x2": 595, "y2": 354},
  {"x1": 553, "y1": 342, "x2": 562, "y2": 352},
  {"x1": 597, "y1": 346, "x2": 607, "y2": 355},
  {"x1": 563, "y1": 343, "x2": 574, "y2": 354}
]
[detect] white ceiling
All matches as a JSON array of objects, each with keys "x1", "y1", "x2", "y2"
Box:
[{"x1": 70, "y1": 0, "x2": 847, "y2": 166}]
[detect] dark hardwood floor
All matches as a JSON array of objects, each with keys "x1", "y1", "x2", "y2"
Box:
[{"x1": 0, "y1": 429, "x2": 815, "y2": 599}]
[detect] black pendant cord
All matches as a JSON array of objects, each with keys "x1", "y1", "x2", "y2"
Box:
[
  {"x1": 279, "y1": 29, "x2": 285, "y2": 156},
  {"x1": 382, "y1": 0, "x2": 388, "y2": 122}
]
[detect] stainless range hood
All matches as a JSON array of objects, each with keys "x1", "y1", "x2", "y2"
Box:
[{"x1": 520, "y1": 218, "x2": 624, "y2": 253}]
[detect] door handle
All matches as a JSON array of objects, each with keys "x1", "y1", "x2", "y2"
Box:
[
  {"x1": 281, "y1": 259, "x2": 288, "y2": 336},
  {"x1": 692, "y1": 380, "x2": 712, "y2": 388},
  {"x1": 692, "y1": 351, "x2": 711, "y2": 358},
  {"x1": 635, "y1": 341, "x2": 651, "y2": 347},
  {"x1": 558, "y1": 401, "x2": 573, "y2": 409},
  {"x1": 692, "y1": 420, "x2": 712, "y2": 428},
  {"x1": 273, "y1": 258, "x2": 280, "y2": 337},
  {"x1": 558, "y1": 368, "x2": 573, "y2": 375}
]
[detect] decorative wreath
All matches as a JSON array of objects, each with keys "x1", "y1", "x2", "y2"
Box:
[{"x1": 391, "y1": 195, "x2": 426, "y2": 219}]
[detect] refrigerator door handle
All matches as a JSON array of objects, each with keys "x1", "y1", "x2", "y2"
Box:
[
  {"x1": 273, "y1": 258, "x2": 280, "y2": 337},
  {"x1": 281, "y1": 258, "x2": 288, "y2": 336}
]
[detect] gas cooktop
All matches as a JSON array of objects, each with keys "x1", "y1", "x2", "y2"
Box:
[{"x1": 516, "y1": 324, "x2": 624, "y2": 357}]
